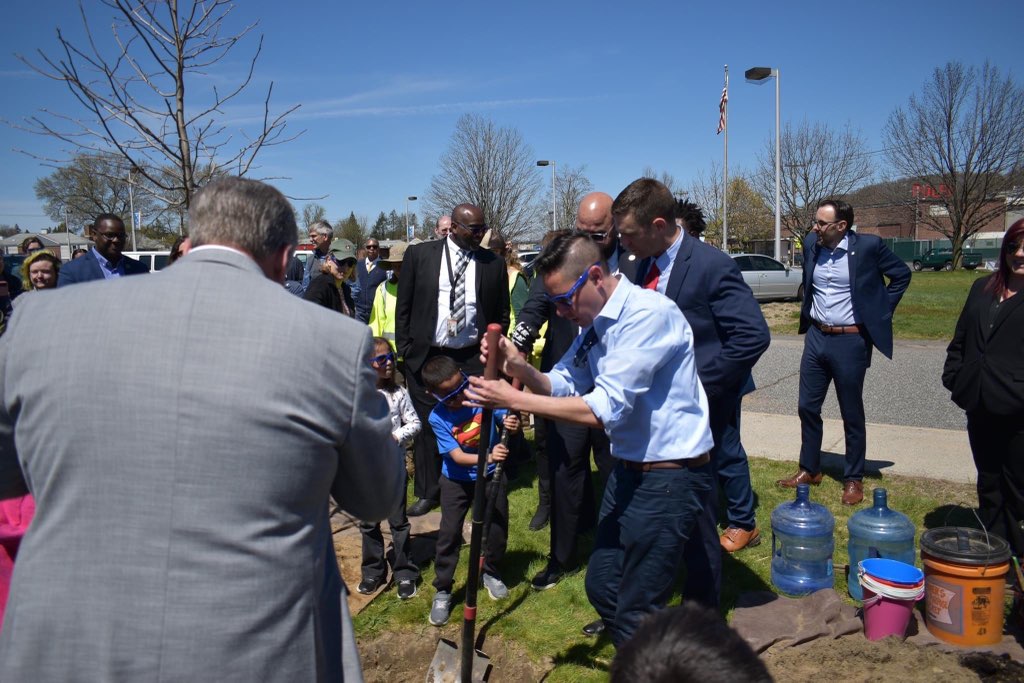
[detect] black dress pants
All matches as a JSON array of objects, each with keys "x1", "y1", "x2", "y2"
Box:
[{"x1": 967, "y1": 410, "x2": 1024, "y2": 556}]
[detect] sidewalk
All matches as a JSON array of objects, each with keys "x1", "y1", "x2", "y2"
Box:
[{"x1": 742, "y1": 411, "x2": 975, "y2": 484}]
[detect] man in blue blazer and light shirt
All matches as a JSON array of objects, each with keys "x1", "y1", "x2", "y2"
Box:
[
  {"x1": 777, "y1": 198, "x2": 911, "y2": 505},
  {"x1": 57, "y1": 213, "x2": 149, "y2": 286}
]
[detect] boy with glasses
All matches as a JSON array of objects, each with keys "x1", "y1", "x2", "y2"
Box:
[{"x1": 421, "y1": 355, "x2": 519, "y2": 626}]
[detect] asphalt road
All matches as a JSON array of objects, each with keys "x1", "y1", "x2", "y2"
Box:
[{"x1": 746, "y1": 334, "x2": 967, "y2": 432}]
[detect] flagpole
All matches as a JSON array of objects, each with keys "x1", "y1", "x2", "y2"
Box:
[{"x1": 722, "y1": 65, "x2": 729, "y2": 253}]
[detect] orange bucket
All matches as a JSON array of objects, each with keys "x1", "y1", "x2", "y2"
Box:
[{"x1": 920, "y1": 527, "x2": 1011, "y2": 646}]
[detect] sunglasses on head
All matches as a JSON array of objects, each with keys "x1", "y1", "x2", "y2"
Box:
[{"x1": 430, "y1": 372, "x2": 470, "y2": 403}]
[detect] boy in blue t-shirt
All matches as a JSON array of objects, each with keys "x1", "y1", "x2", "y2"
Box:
[{"x1": 422, "y1": 355, "x2": 520, "y2": 627}]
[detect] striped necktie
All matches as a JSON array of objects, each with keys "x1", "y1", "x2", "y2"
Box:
[{"x1": 451, "y1": 249, "x2": 472, "y2": 332}]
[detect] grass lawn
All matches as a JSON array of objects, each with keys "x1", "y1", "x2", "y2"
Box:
[
  {"x1": 353, "y1": 446, "x2": 979, "y2": 681},
  {"x1": 763, "y1": 269, "x2": 989, "y2": 340}
]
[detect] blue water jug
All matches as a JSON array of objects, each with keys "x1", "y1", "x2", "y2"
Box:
[
  {"x1": 847, "y1": 487, "x2": 916, "y2": 600},
  {"x1": 771, "y1": 483, "x2": 835, "y2": 596}
]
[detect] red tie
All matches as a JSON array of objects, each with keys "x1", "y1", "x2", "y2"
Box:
[{"x1": 643, "y1": 261, "x2": 661, "y2": 290}]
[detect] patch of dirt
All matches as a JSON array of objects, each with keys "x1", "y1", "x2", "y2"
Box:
[
  {"x1": 358, "y1": 627, "x2": 551, "y2": 683},
  {"x1": 765, "y1": 635, "x2": 981, "y2": 682},
  {"x1": 760, "y1": 301, "x2": 801, "y2": 329}
]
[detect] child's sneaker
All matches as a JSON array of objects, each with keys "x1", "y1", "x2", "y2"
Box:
[
  {"x1": 397, "y1": 578, "x2": 418, "y2": 601},
  {"x1": 357, "y1": 576, "x2": 384, "y2": 595},
  {"x1": 482, "y1": 573, "x2": 508, "y2": 600},
  {"x1": 429, "y1": 591, "x2": 452, "y2": 626}
]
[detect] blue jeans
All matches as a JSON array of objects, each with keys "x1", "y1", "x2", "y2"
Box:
[
  {"x1": 585, "y1": 461, "x2": 713, "y2": 647},
  {"x1": 798, "y1": 326, "x2": 872, "y2": 481}
]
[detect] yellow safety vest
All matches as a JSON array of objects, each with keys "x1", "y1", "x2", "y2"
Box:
[{"x1": 369, "y1": 279, "x2": 398, "y2": 342}]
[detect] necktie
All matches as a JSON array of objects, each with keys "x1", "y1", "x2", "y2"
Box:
[
  {"x1": 643, "y1": 261, "x2": 661, "y2": 290},
  {"x1": 451, "y1": 249, "x2": 472, "y2": 332}
]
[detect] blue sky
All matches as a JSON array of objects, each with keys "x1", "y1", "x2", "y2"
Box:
[{"x1": 2, "y1": 0, "x2": 1021, "y2": 235}]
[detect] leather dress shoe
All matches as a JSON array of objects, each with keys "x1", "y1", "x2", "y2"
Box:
[
  {"x1": 720, "y1": 526, "x2": 761, "y2": 553},
  {"x1": 776, "y1": 469, "x2": 823, "y2": 488},
  {"x1": 842, "y1": 480, "x2": 865, "y2": 505},
  {"x1": 407, "y1": 498, "x2": 437, "y2": 517},
  {"x1": 582, "y1": 619, "x2": 605, "y2": 636},
  {"x1": 529, "y1": 506, "x2": 550, "y2": 531}
]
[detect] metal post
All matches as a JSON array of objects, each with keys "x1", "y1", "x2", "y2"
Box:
[
  {"x1": 774, "y1": 69, "x2": 782, "y2": 262},
  {"x1": 128, "y1": 168, "x2": 138, "y2": 252},
  {"x1": 551, "y1": 161, "x2": 557, "y2": 232}
]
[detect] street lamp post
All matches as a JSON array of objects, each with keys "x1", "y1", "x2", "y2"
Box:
[
  {"x1": 127, "y1": 166, "x2": 138, "y2": 251},
  {"x1": 745, "y1": 66, "x2": 781, "y2": 261},
  {"x1": 536, "y1": 160, "x2": 557, "y2": 231},
  {"x1": 405, "y1": 195, "x2": 417, "y2": 240}
]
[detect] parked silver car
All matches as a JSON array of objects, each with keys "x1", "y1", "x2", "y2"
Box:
[{"x1": 730, "y1": 253, "x2": 804, "y2": 302}]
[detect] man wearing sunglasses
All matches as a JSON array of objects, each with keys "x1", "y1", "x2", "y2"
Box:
[
  {"x1": 396, "y1": 203, "x2": 510, "y2": 517},
  {"x1": 355, "y1": 238, "x2": 387, "y2": 323},
  {"x1": 57, "y1": 214, "x2": 149, "y2": 287},
  {"x1": 509, "y1": 192, "x2": 638, "y2": 613},
  {"x1": 778, "y1": 199, "x2": 910, "y2": 506},
  {"x1": 466, "y1": 232, "x2": 712, "y2": 647}
]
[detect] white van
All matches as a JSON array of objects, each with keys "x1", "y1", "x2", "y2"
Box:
[{"x1": 122, "y1": 251, "x2": 171, "y2": 273}]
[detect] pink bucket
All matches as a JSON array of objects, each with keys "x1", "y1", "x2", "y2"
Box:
[
  {"x1": 856, "y1": 561, "x2": 929, "y2": 643},
  {"x1": 862, "y1": 586, "x2": 923, "y2": 640}
]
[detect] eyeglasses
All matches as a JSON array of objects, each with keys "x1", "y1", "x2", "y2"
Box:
[
  {"x1": 811, "y1": 220, "x2": 839, "y2": 229},
  {"x1": 97, "y1": 232, "x2": 128, "y2": 241},
  {"x1": 364, "y1": 244, "x2": 379, "y2": 250},
  {"x1": 453, "y1": 221, "x2": 488, "y2": 237},
  {"x1": 576, "y1": 230, "x2": 609, "y2": 242},
  {"x1": 430, "y1": 372, "x2": 469, "y2": 403},
  {"x1": 545, "y1": 261, "x2": 599, "y2": 309},
  {"x1": 371, "y1": 352, "x2": 395, "y2": 366}
]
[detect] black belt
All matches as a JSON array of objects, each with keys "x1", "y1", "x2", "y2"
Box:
[
  {"x1": 619, "y1": 452, "x2": 710, "y2": 472},
  {"x1": 814, "y1": 322, "x2": 861, "y2": 335}
]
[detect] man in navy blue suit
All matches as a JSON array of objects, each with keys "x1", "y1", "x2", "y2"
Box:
[
  {"x1": 777, "y1": 199, "x2": 911, "y2": 505},
  {"x1": 58, "y1": 214, "x2": 149, "y2": 287},
  {"x1": 613, "y1": 178, "x2": 770, "y2": 609}
]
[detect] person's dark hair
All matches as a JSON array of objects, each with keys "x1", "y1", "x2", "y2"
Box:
[
  {"x1": 92, "y1": 213, "x2": 124, "y2": 228},
  {"x1": 611, "y1": 178, "x2": 676, "y2": 228},
  {"x1": 817, "y1": 198, "x2": 854, "y2": 229},
  {"x1": 168, "y1": 236, "x2": 187, "y2": 265},
  {"x1": 610, "y1": 603, "x2": 772, "y2": 683},
  {"x1": 534, "y1": 232, "x2": 602, "y2": 280},
  {"x1": 676, "y1": 199, "x2": 707, "y2": 237},
  {"x1": 71, "y1": 247, "x2": 88, "y2": 259},
  {"x1": 422, "y1": 355, "x2": 461, "y2": 393},
  {"x1": 372, "y1": 337, "x2": 399, "y2": 391},
  {"x1": 986, "y1": 218, "x2": 1024, "y2": 300},
  {"x1": 20, "y1": 236, "x2": 44, "y2": 253},
  {"x1": 188, "y1": 177, "x2": 298, "y2": 261}
]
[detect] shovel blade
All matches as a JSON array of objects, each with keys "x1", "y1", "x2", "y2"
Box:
[{"x1": 426, "y1": 638, "x2": 491, "y2": 682}]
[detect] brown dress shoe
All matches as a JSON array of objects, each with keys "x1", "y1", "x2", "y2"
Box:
[
  {"x1": 720, "y1": 526, "x2": 761, "y2": 553},
  {"x1": 776, "y1": 469, "x2": 823, "y2": 488},
  {"x1": 842, "y1": 480, "x2": 865, "y2": 505}
]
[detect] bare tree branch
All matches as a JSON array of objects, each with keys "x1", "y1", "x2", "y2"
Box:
[
  {"x1": 751, "y1": 119, "x2": 875, "y2": 240},
  {"x1": 12, "y1": 0, "x2": 303, "y2": 220},
  {"x1": 883, "y1": 61, "x2": 1024, "y2": 268},
  {"x1": 425, "y1": 114, "x2": 543, "y2": 243}
]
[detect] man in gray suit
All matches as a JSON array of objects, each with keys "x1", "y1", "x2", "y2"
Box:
[{"x1": 0, "y1": 177, "x2": 404, "y2": 681}]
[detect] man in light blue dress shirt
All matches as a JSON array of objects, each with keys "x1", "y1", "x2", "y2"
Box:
[
  {"x1": 466, "y1": 232, "x2": 714, "y2": 647},
  {"x1": 777, "y1": 199, "x2": 911, "y2": 505}
]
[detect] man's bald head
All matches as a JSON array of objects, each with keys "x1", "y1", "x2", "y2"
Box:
[
  {"x1": 450, "y1": 203, "x2": 487, "y2": 250},
  {"x1": 576, "y1": 191, "x2": 617, "y2": 258}
]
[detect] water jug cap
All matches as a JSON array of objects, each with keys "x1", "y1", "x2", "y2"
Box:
[{"x1": 872, "y1": 488, "x2": 887, "y2": 507}]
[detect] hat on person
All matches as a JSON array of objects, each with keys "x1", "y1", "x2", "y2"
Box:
[
  {"x1": 381, "y1": 241, "x2": 408, "y2": 266},
  {"x1": 329, "y1": 238, "x2": 357, "y2": 263}
]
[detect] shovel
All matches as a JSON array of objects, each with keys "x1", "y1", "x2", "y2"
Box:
[{"x1": 427, "y1": 323, "x2": 504, "y2": 683}]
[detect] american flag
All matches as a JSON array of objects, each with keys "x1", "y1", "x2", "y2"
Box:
[{"x1": 717, "y1": 84, "x2": 728, "y2": 135}]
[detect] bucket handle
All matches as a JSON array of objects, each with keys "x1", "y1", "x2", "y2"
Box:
[{"x1": 941, "y1": 502, "x2": 998, "y2": 572}]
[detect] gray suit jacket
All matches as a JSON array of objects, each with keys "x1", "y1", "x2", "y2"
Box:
[{"x1": 0, "y1": 247, "x2": 403, "y2": 681}]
